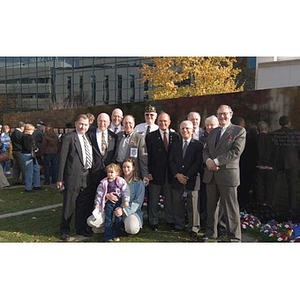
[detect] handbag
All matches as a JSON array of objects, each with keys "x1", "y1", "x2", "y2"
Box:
[{"x1": 0, "y1": 152, "x2": 9, "y2": 163}]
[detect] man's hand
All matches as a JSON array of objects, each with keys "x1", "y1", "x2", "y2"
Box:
[
  {"x1": 175, "y1": 173, "x2": 188, "y2": 185},
  {"x1": 206, "y1": 158, "x2": 220, "y2": 171}
]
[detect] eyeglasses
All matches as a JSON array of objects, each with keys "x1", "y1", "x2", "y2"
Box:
[
  {"x1": 217, "y1": 112, "x2": 231, "y2": 116},
  {"x1": 145, "y1": 113, "x2": 155, "y2": 117}
]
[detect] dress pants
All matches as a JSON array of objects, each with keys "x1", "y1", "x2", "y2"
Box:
[
  {"x1": 12, "y1": 151, "x2": 25, "y2": 184},
  {"x1": 205, "y1": 177, "x2": 241, "y2": 241},
  {"x1": 148, "y1": 178, "x2": 174, "y2": 225},
  {"x1": 187, "y1": 191, "x2": 200, "y2": 233},
  {"x1": 172, "y1": 187, "x2": 188, "y2": 230}
]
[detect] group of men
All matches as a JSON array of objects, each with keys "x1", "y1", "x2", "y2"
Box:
[{"x1": 57, "y1": 104, "x2": 246, "y2": 242}]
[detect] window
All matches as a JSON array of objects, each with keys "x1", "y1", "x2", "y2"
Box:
[
  {"x1": 130, "y1": 74, "x2": 135, "y2": 101},
  {"x1": 103, "y1": 75, "x2": 109, "y2": 104},
  {"x1": 118, "y1": 75, "x2": 122, "y2": 102},
  {"x1": 91, "y1": 75, "x2": 96, "y2": 104}
]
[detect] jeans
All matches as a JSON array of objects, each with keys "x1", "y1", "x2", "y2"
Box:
[
  {"x1": 43, "y1": 153, "x2": 58, "y2": 184},
  {"x1": 21, "y1": 153, "x2": 41, "y2": 191},
  {"x1": 104, "y1": 199, "x2": 122, "y2": 241},
  {"x1": 1, "y1": 147, "x2": 11, "y2": 173}
]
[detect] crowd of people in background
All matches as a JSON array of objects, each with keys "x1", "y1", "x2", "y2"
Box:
[{"x1": 0, "y1": 104, "x2": 299, "y2": 242}]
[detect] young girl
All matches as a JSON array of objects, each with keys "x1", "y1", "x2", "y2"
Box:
[{"x1": 94, "y1": 163, "x2": 130, "y2": 242}]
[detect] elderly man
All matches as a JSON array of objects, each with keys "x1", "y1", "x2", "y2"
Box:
[
  {"x1": 116, "y1": 115, "x2": 149, "y2": 182},
  {"x1": 135, "y1": 105, "x2": 159, "y2": 135},
  {"x1": 57, "y1": 114, "x2": 93, "y2": 241},
  {"x1": 202, "y1": 105, "x2": 246, "y2": 242},
  {"x1": 86, "y1": 113, "x2": 118, "y2": 220},
  {"x1": 187, "y1": 111, "x2": 206, "y2": 143},
  {"x1": 108, "y1": 108, "x2": 124, "y2": 134},
  {"x1": 145, "y1": 112, "x2": 180, "y2": 231},
  {"x1": 169, "y1": 120, "x2": 203, "y2": 234}
]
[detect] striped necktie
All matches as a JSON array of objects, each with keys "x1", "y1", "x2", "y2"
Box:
[
  {"x1": 83, "y1": 135, "x2": 92, "y2": 169},
  {"x1": 182, "y1": 140, "x2": 188, "y2": 158},
  {"x1": 146, "y1": 125, "x2": 151, "y2": 135},
  {"x1": 163, "y1": 131, "x2": 168, "y2": 151},
  {"x1": 101, "y1": 132, "x2": 107, "y2": 155}
]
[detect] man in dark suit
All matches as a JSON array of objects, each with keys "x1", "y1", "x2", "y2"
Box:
[
  {"x1": 169, "y1": 120, "x2": 203, "y2": 233},
  {"x1": 145, "y1": 112, "x2": 180, "y2": 231},
  {"x1": 202, "y1": 105, "x2": 246, "y2": 242},
  {"x1": 86, "y1": 113, "x2": 118, "y2": 219},
  {"x1": 57, "y1": 114, "x2": 93, "y2": 241},
  {"x1": 272, "y1": 115, "x2": 300, "y2": 212},
  {"x1": 116, "y1": 115, "x2": 149, "y2": 182},
  {"x1": 11, "y1": 121, "x2": 25, "y2": 185}
]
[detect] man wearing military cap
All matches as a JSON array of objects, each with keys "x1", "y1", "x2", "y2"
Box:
[{"x1": 134, "y1": 104, "x2": 159, "y2": 136}]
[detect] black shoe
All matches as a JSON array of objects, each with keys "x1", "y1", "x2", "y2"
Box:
[
  {"x1": 166, "y1": 222, "x2": 175, "y2": 231},
  {"x1": 149, "y1": 224, "x2": 158, "y2": 231},
  {"x1": 189, "y1": 231, "x2": 198, "y2": 238},
  {"x1": 34, "y1": 187, "x2": 42, "y2": 190},
  {"x1": 197, "y1": 236, "x2": 209, "y2": 242},
  {"x1": 171, "y1": 228, "x2": 183, "y2": 232},
  {"x1": 61, "y1": 233, "x2": 70, "y2": 241},
  {"x1": 76, "y1": 230, "x2": 93, "y2": 237},
  {"x1": 24, "y1": 189, "x2": 33, "y2": 193}
]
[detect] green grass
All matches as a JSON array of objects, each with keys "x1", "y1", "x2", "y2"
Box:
[
  {"x1": 0, "y1": 185, "x2": 203, "y2": 242},
  {"x1": 0, "y1": 186, "x2": 62, "y2": 215}
]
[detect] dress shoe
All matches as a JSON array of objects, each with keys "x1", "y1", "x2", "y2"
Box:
[
  {"x1": 189, "y1": 231, "x2": 198, "y2": 238},
  {"x1": 149, "y1": 224, "x2": 158, "y2": 231},
  {"x1": 34, "y1": 187, "x2": 42, "y2": 190},
  {"x1": 171, "y1": 228, "x2": 183, "y2": 232},
  {"x1": 197, "y1": 236, "x2": 209, "y2": 242},
  {"x1": 76, "y1": 230, "x2": 93, "y2": 237},
  {"x1": 166, "y1": 222, "x2": 175, "y2": 231},
  {"x1": 61, "y1": 233, "x2": 70, "y2": 241},
  {"x1": 24, "y1": 189, "x2": 33, "y2": 193}
]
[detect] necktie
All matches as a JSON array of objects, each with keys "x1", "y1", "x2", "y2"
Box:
[
  {"x1": 146, "y1": 125, "x2": 151, "y2": 135},
  {"x1": 215, "y1": 127, "x2": 222, "y2": 147},
  {"x1": 114, "y1": 127, "x2": 118, "y2": 134},
  {"x1": 101, "y1": 132, "x2": 107, "y2": 155},
  {"x1": 83, "y1": 135, "x2": 92, "y2": 169},
  {"x1": 163, "y1": 131, "x2": 168, "y2": 151},
  {"x1": 182, "y1": 140, "x2": 188, "y2": 158}
]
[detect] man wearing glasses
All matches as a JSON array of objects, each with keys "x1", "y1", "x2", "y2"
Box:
[
  {"x1": 201, "y1": 105, "x2": 246, "y2": 242},
  {"x1": 134, "y1": 105, "x2": 159, "y2": 136}
]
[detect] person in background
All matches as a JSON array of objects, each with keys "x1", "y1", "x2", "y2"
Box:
[
  {"x1": 11, "y1": 122, "x2": 26, "y2": 185},
  {"x1": 41, "y1": 126, "x2": 59, "y2": 185},
  {"x1": 0, "y1": 125, "x2": 11, "y2": 175},
  {"x1": 134, "y1": 105, "x2": 159, "y2": 136},
  {"x1": 187, "y1": 111, "x2": 206, "y2": 143},
  {"x1": 33, "y1": 121, "x2": 46, "y2": 173},
  {"x1": 21, "y1": 124, "x2": 41, "y2": 193},
  {"x1": 114, "y1": 158, "x2": 145, "y2": 235},
  {"x1": 0, "y1": 140, "x2": 10, "y2": 188},
  {"x1": 253, "y1": 121, "x2": 277, "y2": 211},
  {"x1": 108, "y1": 108, "x2": 124, "y2": 134},
  {"x1": 0, "y1": 124, "x2": 2, "y2": 134},
  {"x1": 86, "y1": 113, "x2": 97, "y2": 131},
  {"x1": 272, "y1": 115, "x2": 300, "y2": 213}
]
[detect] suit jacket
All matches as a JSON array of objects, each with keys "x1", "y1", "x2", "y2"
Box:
[
  {"x1": 145, "y1": 129, "x2": 180, "y2": 185},
  {"x1": 203, "y1": 123, "x2": 246, "y2": 186},
  {"x1": 87, "y1": 128, "x2": 118, "y2": 186},
  {"x1": 272, "y1": 126, "x2": 300, "y2": 170},
  {"x1": 169, "y1": 137, "x2": 203, "y2": 191},
  {"x1": 57, "y1": 130, "x2": 89, "y2": 193},
  {"x1": 116, "y1": 131, "x2": 148, "y2": 179}
]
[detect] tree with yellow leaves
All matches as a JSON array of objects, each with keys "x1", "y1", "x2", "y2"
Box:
[{"x1": 140, "y1": 57, "x2": 244, "y2": 100}]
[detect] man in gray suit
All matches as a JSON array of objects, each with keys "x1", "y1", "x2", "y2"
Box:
[
  {"x1": 116, "y1": 115, "x2": 149, "y2": 184},
  {"x1": 202, "y1": 105, "x2": 246, "y2": 242}
]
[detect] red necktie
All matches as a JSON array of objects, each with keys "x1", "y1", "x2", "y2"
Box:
[{"x1": 163, "y1": 131, "x2": 168, "y2": 151}]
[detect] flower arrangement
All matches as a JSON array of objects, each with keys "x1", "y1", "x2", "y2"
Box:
[{"x1": 240, "y1": 211, "x2": 300, "y2": 242}]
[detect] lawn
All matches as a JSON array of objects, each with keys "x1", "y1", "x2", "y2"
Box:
[{"x1": 0, "y1": 185, "x2": 201, "y2": 243}]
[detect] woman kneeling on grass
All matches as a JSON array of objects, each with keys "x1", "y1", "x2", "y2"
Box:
[{"x1": 114, "y1": 158, "x2": 145, "y2": 235}]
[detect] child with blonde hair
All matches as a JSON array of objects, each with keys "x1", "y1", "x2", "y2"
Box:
[{"x1": 94, "y1": 163, "x2": 130, "y2": 241}]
